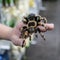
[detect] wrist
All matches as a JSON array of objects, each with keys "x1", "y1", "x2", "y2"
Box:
[
  {"x1": 0, "y1": 24, "x2": 13, "y2": 40},
  {"x1": 6, "y1": 27, "x2": 13, "y2": 40}
]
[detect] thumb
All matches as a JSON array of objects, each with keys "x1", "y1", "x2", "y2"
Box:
[{"x1": 15, "y1": 21, "x2": 26, "y2": 30}]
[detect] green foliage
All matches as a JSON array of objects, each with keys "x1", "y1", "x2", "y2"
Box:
[
  {"x1": 9, "y1": 18, "x2": 17, "y2": 27},
  {"x1": 6, "y1": 0, "x2": 10, "y2": 6},
  {"x1": 0, "y1": 0, "x2": 2, "y2": 3}
]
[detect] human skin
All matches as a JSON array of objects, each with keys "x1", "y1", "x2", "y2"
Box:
[{"x1": 0, "y1": 22, "x2": 54, "y2": 46}]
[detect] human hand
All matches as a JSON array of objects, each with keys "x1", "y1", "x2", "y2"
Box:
[
  {"x1": 9, "y1": 22, "x2": 26, "y2": 46},
  {"x1": 9, "y1": 21, "x2": 54, "y2": 46}
]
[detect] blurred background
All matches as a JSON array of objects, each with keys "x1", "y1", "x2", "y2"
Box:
[{"x1": 0, "y1": 0, "x2": 60, "y2": 60}]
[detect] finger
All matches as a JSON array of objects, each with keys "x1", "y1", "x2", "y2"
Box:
[
  {"x1": 38, "y1": 23, "x2": 54, "y2": 32},
  {"x1": 45, "y1": 23, "x2": 54, "y2": 30},
  {"x1": 38, "y1": 26, "x2": 46, "y2": 32},
  {"x1": 13, "y1": 38, "x2": 25, "y2": 46},
  {"x1": 11, "y1": 35, "x2": 25, "y2": 46},
  {"x1": 16, "y1": 39, "x2": 25, "y2": 47},
  {"x1": 15, "y1": 21, "x2": 26, "y2": 30}
]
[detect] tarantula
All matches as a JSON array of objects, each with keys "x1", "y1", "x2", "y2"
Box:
[{"x1": 21, "y1": 13, "x2": 47, "y2": 47}]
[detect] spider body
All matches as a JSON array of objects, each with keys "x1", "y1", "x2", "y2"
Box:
[{"x1": 21, "y1": 14, "x2": 47, "y2": 46}]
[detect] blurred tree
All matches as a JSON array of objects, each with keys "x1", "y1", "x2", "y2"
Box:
[{"x1": 2, "y1": 0, "x2": 11, "y2": 7}]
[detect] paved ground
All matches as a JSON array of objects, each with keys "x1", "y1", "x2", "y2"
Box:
[{"x1": 26, "y1": 0, "x2": 60, "y2": 60}]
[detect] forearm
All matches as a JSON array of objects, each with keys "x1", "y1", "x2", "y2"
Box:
[{"x1": 0, "y1": 24, "x2": 12, "y2": 40}]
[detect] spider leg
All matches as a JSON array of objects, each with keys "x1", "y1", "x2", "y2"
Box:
[
  {"x1": 40, "y1": 32, "x2": 46, "y2": 40},
  {"x1": 37, "y1": 28, "x2": 46, "y2": 40}
]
